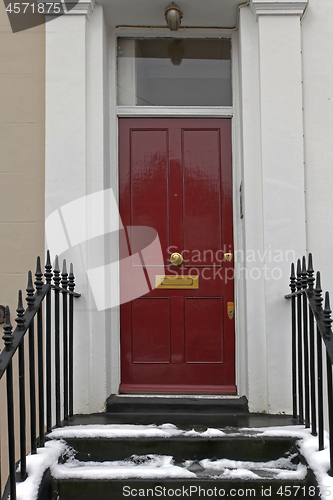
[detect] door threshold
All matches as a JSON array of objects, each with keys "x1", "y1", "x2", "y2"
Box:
[
  {"x1": 116, "y1": 394, "x2": 241, "y2": 399},
  {"x1": 119, "y1": 384, "x2": 237, "y2": 394}
]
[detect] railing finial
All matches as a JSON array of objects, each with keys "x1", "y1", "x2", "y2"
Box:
[
  {"x1": 315, "y1": 271, "x2": 323, "y2": 312},
  {"x1": 290, "y1": 263, "x2": 296, "y2": 293},
  {"x1": 26, "y1": 270, "x2": 35, "y2": 310},
  {"x1": 301, "y1": 256, "x2": 308, "y2": 289},
  {"x1": 307, "y1": 253, "x2": 315, "y2": 292},
  {"x1": 15, "y1": 290, "x2": 25, "y2": 329},
  {"x1": 34, "y1": 256, "x2": 43, "y2": 294},
  {"x1": 62, "y1": 259, "x2": 68, "y2": 290},
  {"x1": 69, "y1": 263, "x2": 75, "y2": 292},
  {"x1": 45, "y1": 250, "x2": 53, "y2": 285},
  {"x1": 324, "y1": 292, "x2": 333, "y2": 336},
  {"x1": 53, "y1": 255, "x2": 61, "y2": 288},
  {"x1": 62, "y1": 259, "x2": 67, "y2": 276},
  {"x1": 296, "y1": 259, "x2": 302, "y2": 291},
  {"x1": 2, "y1": 306, "x2": 14, "y2": 350}
]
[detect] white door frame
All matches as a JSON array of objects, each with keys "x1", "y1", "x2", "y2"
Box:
[{"x1": 108, "y1": 27, "x2": 246, "y2": 398}]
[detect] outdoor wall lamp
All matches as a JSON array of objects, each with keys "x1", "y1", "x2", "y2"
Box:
[{"x1": 165, "y1": 3, "x2": 183, "y2": 31}]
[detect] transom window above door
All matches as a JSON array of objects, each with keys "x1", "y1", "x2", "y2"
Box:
[{"x1": 117, "y1": 38, "x2": 232, "y2": 107}]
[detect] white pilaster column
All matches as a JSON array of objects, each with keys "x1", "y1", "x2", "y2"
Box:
[
  {"x1": 249, "y1": 0, "x2": 307, "y2": 412},
  {"x1": 238, "y1": 6, "x2": 267, "y2": 412},
  {"x1": 45, "y1": 0, "x2": 110, "y2": 414},
  {"x1": 45, "y1": 0, "x2": 95, "y2": 214}
]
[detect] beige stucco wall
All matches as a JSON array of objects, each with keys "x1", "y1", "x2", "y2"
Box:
[{"x1": 0, "y1": 3, "x2": 45, "y2": 494}]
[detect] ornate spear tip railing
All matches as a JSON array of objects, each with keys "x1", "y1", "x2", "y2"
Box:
[
  {"x1": 0, "y1": 253, "x2": 80, "y2": 500},
  {"x1": 3, "y1": 306, "x2": 14, "y2": 350},
  {"x1": 15, "y1": 290, "x2": 25, "y2": 329},
  {"x1": 324, "y1": 292, "x2": 332, "y2": 337},
  {"x1": 286, "y1": 253, "x2": 333, "y2": 475},
  {"x1": 34, "y1": 256, "x2": 43, "y2": 294},
  {"x1": 26, "y1": 270, "x2": 35, "y2": 310},
  {"x1": 314, "y1": 271, "x2": 323, "y2": 312},
  {"x1": 308, "y1": 253, "x2": 314, "y2": 291},
  {"x1": 45, "y1": 250, "x2": 52, "y2": 284},
  {"x1": 301, "y1": 256, "x2": 307, "y2": 289}
]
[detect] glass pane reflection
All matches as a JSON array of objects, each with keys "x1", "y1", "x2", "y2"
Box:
[{"x1": 117, "y1": 38, "x2": 232, "y2": 107}]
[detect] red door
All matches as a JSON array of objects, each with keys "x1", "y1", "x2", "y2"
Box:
[{"x1": 119, "y1": 118, "x2": 235, "y2": 394}]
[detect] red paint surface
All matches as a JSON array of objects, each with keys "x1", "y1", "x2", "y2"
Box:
[{"x1": 119, "y1": 118, "x2": 235, "y2": 394}]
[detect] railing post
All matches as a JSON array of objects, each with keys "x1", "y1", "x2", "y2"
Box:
[
  {"x1": 35, "y1": 257, "x2": 45, "y2": 447},
  {"x1": 53, "y1": 256, "x2": 61, "y2": 427},
  {"x1": 3, "y1": 307, "x2": 16, "y2": 500},
  {"x1": 44, "y1": 250, "x2": 53, "y2": 432},
  {"x1": 62, "y1": 260, "x2": 69, "y2": 422},
  {"x1": 323, "y1": 292, "x2": 333, "y2": 475},
  {"x1": 296, "y1": 259, "x2": 304, "y2": 424},
  {"x1": 302, "y1": 256, "x2": 310, "y2": 428},
  {"x1": 15, "y1": 291, "x2": 27, "y2": 480},
  {"x1": 290, "y1": 263, "x2": 297, "y2": 419},
  {"x1": 26, "y1": 270, "x2": 37, "y2": 454},
  {"x1": 307, "y1": 253, "x2": 317, "y2": 436},
  {"x1": 68, "y1": 263, "x2": 75, "y2": 418},
  {"x1": 315, "y1": 271, "x2": 324, "y2": 450}
]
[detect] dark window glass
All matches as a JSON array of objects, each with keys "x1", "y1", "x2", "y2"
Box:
[{"x1": 117, "y1": 38, "x2": 232, "y2": 106}]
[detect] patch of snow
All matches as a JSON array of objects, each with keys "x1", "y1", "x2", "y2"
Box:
[
  {"x1": 197, "y1": 455, "x2": 306, "y2": 481},
  {"x1": 51, "y1": 454, "x2": 196, "y2": 480},
  {"x1": 48, "y1": 423, "x2": 225, "y2": 439},
  {"x1": 184, "y1": 428, "x2": 225, "y2": 437},
  {"x1": 16, "y1": 440, "x2": 66, "y2": 500},
  {"x1": 219, "y1": 468, "x2": 260, "y2": 479},
  {"x1": 275, "y1": 467, "x2": 307, "y2": 480}
]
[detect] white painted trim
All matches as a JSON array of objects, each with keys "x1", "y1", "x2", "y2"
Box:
[
  {"x1": 250, "y1": 0, "x2": 307, "y2": 18},
  {"x1": 115, "y1": 28, "x2": 236, "y2": 38},
  {"x1": 108, "y1": 27, "x2": 121, "y2": 396},
  {"x1": 230, "y1": 29, "x2": 246, "y2": 399},
  {"x1": 41, "y1": 0, "x2": 96, "y2": 17},
  {"x1": 66, "y1": 0, "x2": 95, "y2": 18},
  {"x1": 117, "y1": 106, "x2": 233, "y2": 118}
]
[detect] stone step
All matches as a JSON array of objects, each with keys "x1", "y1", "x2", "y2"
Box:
[
  {"x1": 59, "y1": 435, "x2": 300, "y2": 463},
  {"x1": 42, "y1": 413, "x2": 321, "y2": 500},
  {"x1": 64, "y1": 411, "x2": 296, "y2": 428},
  {"x1": 46, "y1": 423, "x2": 320, "y2": 500},
  {"x1": 106, "y1": 395, "x2": 249, "y2": 415},
  {"x1": 52, "y1": 476, "x2": 320, "y2": 500},
  {"x1": 104, "y1": 396, "x2": 250, "y2": 425}
]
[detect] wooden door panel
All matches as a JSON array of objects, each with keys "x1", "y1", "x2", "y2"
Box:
[
  {"x1": 184, "y1": 297, "x2": 224, "y2": 364},
  {"x1": 130, "y1": 129, "x2": 169, "y2": 264},
  {"x1": 119, "y1": 118, "x2": 235, "y2": 394},
  {"x1": 132, "y1": 298, "x2": 171, "y2": 364},
  {"x1": 183, "y1": 129, "x2": 222, "y2": 267}
]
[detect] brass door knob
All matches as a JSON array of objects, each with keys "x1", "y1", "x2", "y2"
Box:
[{"x1": 170, "y1": 252, "x2": 183, "y2": 266}]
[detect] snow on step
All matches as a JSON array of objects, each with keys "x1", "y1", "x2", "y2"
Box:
[
  {"x1": 52, "y1": 455, "x2": 195, "y2": 480},
  {"x1": 48, "y1": 423, "x2": 225, "y2": 439},
  {"x1": 50, "y1": 452, "x2": 306, "y2": 481}
]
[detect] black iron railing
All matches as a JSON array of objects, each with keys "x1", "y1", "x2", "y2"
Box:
[
  {"x1": 0, "y1": 252, "x2": 80, "y2": 500},
  {"x1": 285, "y1": 253, "x2": 333, "y2": 475}
]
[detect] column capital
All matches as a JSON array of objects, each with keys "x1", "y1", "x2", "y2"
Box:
[
  {"x1": 250, "y1": 0, "x2": 308, "y2": 18},
  {"x1": 40, "y1": 0, "x2": 95, "y2": 18},
  {"x1": 64, "y1": 0, "x2": 95, "y2": 17}
]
